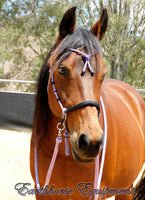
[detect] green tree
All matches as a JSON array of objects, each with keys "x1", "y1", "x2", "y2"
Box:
[
  {"x1": 73, "y1": 0, "x2": 145, "y2": 87},
  {"x1": 0, "y1": 0, "x2": 71, "y2": 82},
  {"x1": 0, "y1": 0, "x2": 144, "y2": 91}
]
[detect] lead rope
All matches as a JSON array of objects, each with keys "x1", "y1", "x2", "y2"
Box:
[
  {"x1": 34, "y1": 133, "x2": 40, "y2": 189},
  {"x1": 93, "y1": 96, "x2": 107, "y2": 200},
  {"x1": 44, "y1": 123, "x2": 70, "y2": 187},
  {"x1": 44, "y1": 123, "x2": 64, "y2": 187}
]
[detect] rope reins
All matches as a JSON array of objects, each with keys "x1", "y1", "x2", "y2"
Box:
[{"x1": 34, "y1": 48, "x2": 108, "y2": 200}]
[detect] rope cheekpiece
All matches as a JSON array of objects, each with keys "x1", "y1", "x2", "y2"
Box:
[
  {"x1": 51, "y1": 75, "x2": 67, "y2": 115},
  {"x1": 34, "y1": 48, "x2": 107, "y2": 200}
]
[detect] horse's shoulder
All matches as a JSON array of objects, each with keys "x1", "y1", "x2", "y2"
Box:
[
  {"x1": 101, "y1": 79, "x2": 145, "y2": 124},
  {"x1": 102, "y1": 78, "x2": 134, "y2": 90},
  {"x1": 102, "y1": 79, "x2": 142, "y2": 101}
]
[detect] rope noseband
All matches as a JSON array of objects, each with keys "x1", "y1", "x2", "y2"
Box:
[
  {"x1": 65, "y1": 101, "x2": 100, "y2": 116},
  {"x1": 34, "y1": 48, "x2": 107, "y2": 200}
]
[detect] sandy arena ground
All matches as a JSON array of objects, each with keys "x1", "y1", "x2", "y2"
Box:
[
  {"x1": 0, "y1": 129, "x2": 35, "y2": 200},
  {"x1": 0, "y1": 128, "x2": 144, "y2": 200}
]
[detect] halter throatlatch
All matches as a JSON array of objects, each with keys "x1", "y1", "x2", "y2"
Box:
[{"x1": 34, "y1": 48, "x2": 107, "y2": 200}]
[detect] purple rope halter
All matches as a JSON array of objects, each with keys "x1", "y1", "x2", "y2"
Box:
[{"x1": 34, "y1": 48, "x2": 107, "y2": 200}]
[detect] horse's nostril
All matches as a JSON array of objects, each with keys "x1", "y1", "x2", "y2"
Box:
[
  {"x1": 78, "y1": 134, "x2": 91, "y2": 151},
  {"x1": 96, "y1": 138, "x2": 103, "y2": 150}
]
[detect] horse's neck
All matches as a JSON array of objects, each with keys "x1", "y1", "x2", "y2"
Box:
[{"x1": 42, "y1": 111, "x2": 63, "y2": 154}]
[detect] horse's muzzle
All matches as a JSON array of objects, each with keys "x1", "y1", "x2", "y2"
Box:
[{"x1": 71, "y1": 134, "x2": 104, "y2": 163}]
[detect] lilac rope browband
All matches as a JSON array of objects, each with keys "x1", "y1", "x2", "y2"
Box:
[{"x1": 69, "y1": 48, "x2": 95, "y2": 76}]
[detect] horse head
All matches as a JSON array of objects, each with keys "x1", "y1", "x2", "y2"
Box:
[{"x1": 47, "y1": 7, "x2": 108, "y2": 163}]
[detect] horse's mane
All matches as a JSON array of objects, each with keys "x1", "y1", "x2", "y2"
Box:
[
  {"x1": 33, "y1": 28, "x2": 102, "y2": 145},
  {"x1": 33, "y1": 46, "x2": 55, "y2": 146},
  {"x1": 133, "y1": 170, "x2": 145, "y2": 200}
]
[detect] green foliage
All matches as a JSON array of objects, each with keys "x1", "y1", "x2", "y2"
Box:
[
  {"x1": 0, "y1": 0, "x2": 71, "y2": 84},
  {"x1": 73, "y1": 0, "x2": 145, "y2": 87},
  {"x1": 0, "y1": 67, "x2": 4, "y2": 74},
  {"x1": 0, "y1": 0, "x2": 144, "y2": 92}
]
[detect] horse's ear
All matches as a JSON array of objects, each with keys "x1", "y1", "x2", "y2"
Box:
[
  {"x1": 57, "y1": 7, "x2": 76, "y2": 43},
  {"x1": 91, "y1": 9, "x2": 108, "y2": 40}
]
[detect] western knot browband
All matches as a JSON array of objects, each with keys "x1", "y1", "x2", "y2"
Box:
[{"x1": 70, "y1": 48, "x2": 94, "y2": 76}]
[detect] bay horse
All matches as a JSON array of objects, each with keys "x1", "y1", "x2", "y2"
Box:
[{"x1": 30, "y1": 7, "x2": 145, "y2": 200}]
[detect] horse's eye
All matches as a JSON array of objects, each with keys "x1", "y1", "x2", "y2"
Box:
[{"x1": 58, "y1": 66, "x2": 70, "y2": 77}]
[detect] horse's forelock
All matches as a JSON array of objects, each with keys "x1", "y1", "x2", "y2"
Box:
[{"x1": 53, "y1": 28, "x2": 102, "y2": 66}]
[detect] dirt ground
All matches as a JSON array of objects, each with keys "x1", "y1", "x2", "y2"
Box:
[
  {"x1": 0, "y1": 129, "x2": 144, "y2": 200},
  {"x1": 0, "y1": 129, "x2": 35, "y2": 200}
]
